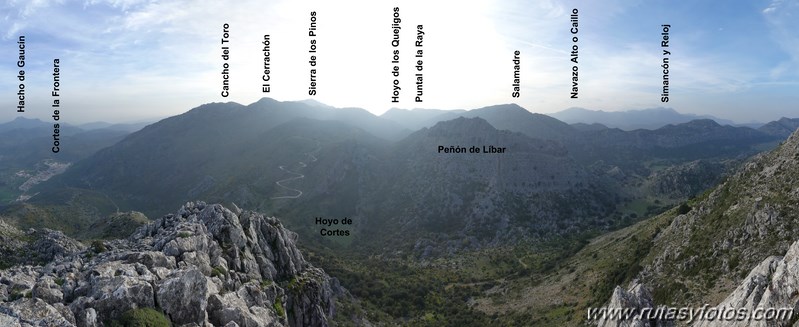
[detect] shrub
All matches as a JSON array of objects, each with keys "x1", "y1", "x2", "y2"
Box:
[
  {"x1": 8, "y1": 291, "x2": 23, "y2": 301},
  {"x1": 109, "y1": 308, "x2": 171, "y2": 327},
  {"x1": 677, "y1": 203, "x2": 692, "y2": 215},
  {"x1": 91, "y1": 240, "x2": 107, "y2": 253}
]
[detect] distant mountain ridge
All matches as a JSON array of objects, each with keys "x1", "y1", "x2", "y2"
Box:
[
  {"x1": 758, "y1": 117, "x2": 799, "y2": 139},
  {"x1": 381, "y1": 104, "x2": 576, "y2": 141},
  {"x1": 550, "y1": 107, "x2": 753, "y2": 130},
  {"x1": 0, "y1": 117, "x2": 52, "y2": 132},
  {"x1": 571, "y1": 119, "x2": 774, "y2": 153},
  {"x1": 0, "y1": 116, "x2": 151, "y2": 134}
]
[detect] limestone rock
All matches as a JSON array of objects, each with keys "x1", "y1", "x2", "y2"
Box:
[
  {"x1": 0, "y1": 202, "x2": 344, "y2": 327},
  {"x1": 693, "y1": 241, "x2": 799, "y2": 327},
  {"x1": 595, "y1": 282, "x2": 673, "y2": 327}
]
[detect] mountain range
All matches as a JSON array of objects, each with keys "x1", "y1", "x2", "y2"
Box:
[
  {"x1": 10, "y1": 99, "x2": 774, "y2": 245},
  {"x1": 0, "y1": 116, "x2": 150, "y2": 134},
  {"x1": 12, "y1": 99, "x2": 789, "y2": 246},
  {"x1": 2, "y1": 97, "x2": 799, "y2": 325},
  {"x1": 549, "y1": 107, "x2": 759, "y2": 130}
]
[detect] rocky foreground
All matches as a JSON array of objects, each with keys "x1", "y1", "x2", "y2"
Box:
[
  {"x1": 598, "y1": 240, "x2": 799, "y2": 327},
  {"x1": 0, "y1": 202, "x2": 345, "y2": 326}
]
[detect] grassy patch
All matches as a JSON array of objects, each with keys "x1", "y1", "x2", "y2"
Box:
[
  {"x1": 108, "y1": 308, "x2": 171, "y2": 327},
  {"x1": 210, "y1": 266, "x2": 226, "y2": 278},
  {"x1": 273, "y1": 301, "x2": 285, "y2": 318}
]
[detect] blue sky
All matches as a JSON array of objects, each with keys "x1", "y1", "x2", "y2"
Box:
[{"x1": 2, "y1": 0, "x2": 798, "y2": 124}]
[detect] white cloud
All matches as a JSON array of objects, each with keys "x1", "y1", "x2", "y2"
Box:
[
  {"x1": 763, "y1": 0, "x2": 783, "y2": 14},
  {"x1": 763, "y1": 0, "x2": 799, "y2": 77}
]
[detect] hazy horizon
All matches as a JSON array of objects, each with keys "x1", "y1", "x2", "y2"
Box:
[
  {"x1": 0, "y1": 97, "x2": 783, "y2": 126},
  {"x1": 4, "y1": 0, "x2": 799, "y2": 124}
]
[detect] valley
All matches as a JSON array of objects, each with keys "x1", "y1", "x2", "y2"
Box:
[{"x1": 272, "y1": 139, "x2": 321, "y2": 200}]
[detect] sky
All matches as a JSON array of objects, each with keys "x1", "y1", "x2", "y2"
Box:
[{"x1": 2, "y1": 0, "x2": 799, "y2": 124}]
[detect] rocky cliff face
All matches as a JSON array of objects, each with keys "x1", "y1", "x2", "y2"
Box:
[{"x1": 0, "y1": 202, "x2": 344, "y2": 326}]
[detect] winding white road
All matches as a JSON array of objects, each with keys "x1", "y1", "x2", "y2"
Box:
[{"x1": 271, "y1": 140, "x2": 320, "y2": 200}]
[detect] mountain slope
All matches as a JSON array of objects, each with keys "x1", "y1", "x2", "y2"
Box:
[
  {"x1": 758, "y1": 117, "x2": 799, "y2": 139},
  {"x1": 34, "y1": 114, "x2": 389, "y2": 222},
  {"x1": 614, "y1": 127, "x2": 799, "y2": 323},
  {"x1": 617, "y1": 128, "x2": 798, "y2": 324},
  {"x1": 467, "y1": 123, "x2": 799, "y2": 326},
  {"x1": 352, "y1": 117, "x2": 616, "y2": 255},
  {"x1": 636, "y1": 126, "x2": 799, "y2": 306}
]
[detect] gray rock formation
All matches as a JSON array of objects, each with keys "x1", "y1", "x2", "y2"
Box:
[
  {"x1": 0, "y1": 220, "x2": 86, "y2": 269},
  {"x1": 0, "y1": 202, "x2": 342, "y2": 326},
  {"x1": 595, "y1": 282, "x2": 673, "y2": 327},
  {"x1": 644, "y1": 160, "x2": 729, "y2": 200},
  {"x1": 693, "y1": 241, "x2": 799, "y2": 327}
]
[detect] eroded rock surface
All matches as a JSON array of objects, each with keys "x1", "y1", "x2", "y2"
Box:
[{"x1": 0, "y1": 202, "x2": 342, "y2": 327}]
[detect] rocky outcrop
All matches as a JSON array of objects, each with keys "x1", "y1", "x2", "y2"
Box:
[
  {"x1": 595, "y1": 282, "x2": 673, "y2": 327},
  {"x1": 0, "y1": 220, "x2": 86, "y2": 269},
  {"x1": 693, "y1": 241, "x2": 799, "y2": 327},
  {"x1": 644, "y1": 160, "x2": 728, "y2": 200},
  {"x1": 0, "y1": 202, "x2": 343, "y2": 326}
]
